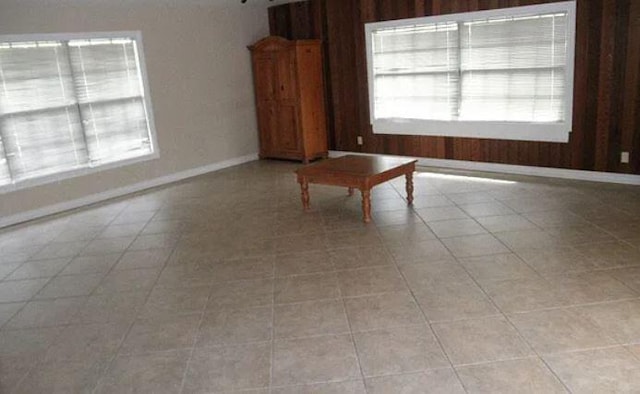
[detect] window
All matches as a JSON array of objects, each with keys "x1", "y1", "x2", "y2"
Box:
[
  {"x1": 0, "y1": 31, "x2": 157, "y2": 192},
  {"x1": 365, "y1": 1, "x2": 576, "y2": 142}
]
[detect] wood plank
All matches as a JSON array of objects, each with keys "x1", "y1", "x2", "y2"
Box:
[
  {"x1": 570, "y1": 0, "x2": 589, "y2": 169},
  {"x1": 621, "y1": 0, "x2": 640, "y2": 173},
  {"x1": 594, "y1": 0, "x2": 616, "y2": 171}
]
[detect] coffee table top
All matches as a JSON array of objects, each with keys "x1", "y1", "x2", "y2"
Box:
[{"x1": 296, "y1": 155, "x2": 417, "y2": 177}]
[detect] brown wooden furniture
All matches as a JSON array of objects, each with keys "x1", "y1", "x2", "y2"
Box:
[
  {"x1": 295, "y1": 155, "x2": 417, "y2": 223},
  {"x1": 249, "y1": 36, "x2": 328, "y2": 164}
]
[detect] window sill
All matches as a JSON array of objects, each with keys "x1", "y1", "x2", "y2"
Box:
[
  {"x1": 0, "y1": 151, "x2": 160, "y2": 195},
  {"x1": 372, "y1": 119, "x2": 571, "y2": 143}
]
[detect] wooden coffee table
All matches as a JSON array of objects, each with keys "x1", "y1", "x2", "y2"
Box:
[{"x1": 295, "y1": 155, "x2": 418, "y2": 223}]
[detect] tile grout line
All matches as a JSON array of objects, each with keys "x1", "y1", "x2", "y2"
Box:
[
  {"x1": 451, "y1": 214, "x2": 579, "y2": 394},
  {"x1": 7, "y1": 204, "x2": 132, "y2": 393},
  {"x1": 89, "y1": 212, "x2": 186, "y2": 394},
  {"x1": 268, "y1": 258, "x2": 276, "y2": 393},
  {"x1": 373, "y1": 211, "x2": 471, "y2": 394},
  {"x1": 390, "y1": 176, "x2": 586, "y2": 392},
  {"x1": 332, "y1": 251, "x2": 368, "y2": 392}
]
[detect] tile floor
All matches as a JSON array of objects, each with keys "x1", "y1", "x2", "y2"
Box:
[{"x1": 1, "y1": 159, "x2": 640, "y2": 393}]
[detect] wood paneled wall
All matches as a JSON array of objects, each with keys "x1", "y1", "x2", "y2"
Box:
[{"x1": 269, "y1": 0, "x2": 640, "y2": 174}]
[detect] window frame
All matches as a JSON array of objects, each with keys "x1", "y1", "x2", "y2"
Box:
[
  {"x1": 0, "y1": 30, "x2": 159, "y2": 194},
  {"x1": 364, "y1": 1, "x2": 577, "y2": 143}
]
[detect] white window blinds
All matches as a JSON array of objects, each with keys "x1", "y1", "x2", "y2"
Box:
[
  {"x1": 373, "y1": 22, "x2": 459, "y2": 121},
  {"x1": 0, "y1": 41, "x2": 87, "y2": 182},
  {"x1": 0, "y1": 33, "x2": 155, "y2": 190},
  {"x1": 459, "y1": 14, "x2": 568, "y2": 122},
  {"x1": 365, "y1": 2, "x2": 576, "y2": 142}
]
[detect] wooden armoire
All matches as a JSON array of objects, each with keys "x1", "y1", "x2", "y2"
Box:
[{"x1": 249, "y1": 36, "x2": 328, "y2": 164}]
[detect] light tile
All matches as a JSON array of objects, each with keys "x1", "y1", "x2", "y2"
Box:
[
  {"x1": 494, "y1": 229, "x2": 561, "y2": 252},
  {"x1": 344, "y1": 292, "x2": 423, "y2": 331},
  {"x1": 274, "y1": 272, "x2": 340, "y2": 304},
  {"x1": 459, "y1": 254, "x2": 538, "y2": 284},
  {"x1": 208, "y1": 278, "x2": 274, "y2": 309},
  {"x1": 442, "y1": 234, "x2": 510, "y2": 258},
  {"x1": 0, "y1": 262, "x2": 21, "y2": 281},
  {"x1": 156, "y1": 262, "x2": 217, "y2": 288},
  {"x1": 73, "y1": 291, "x2": 148, "y2": 324},
  {"x1": 275, "y1": 250, "x2": 336, "y2": 276},
  {"x1": 183, "y1": 343, "x2": 270, "y2": 393},
  {"x1": 607, "y1": 266, "x2": 640, "y2": 293},
  {"x1": 0, "y1": 279, "x2": 50, "y2": 303},
  {"x1": 480, "y1": 276, "x2": 563, "y2": 313},
  {"x1": 459, "y1": 201, "x2": 515, "y2": 218},
  {"x1": 212, "y1": 256, "x2": 275, "y2": 282},
  {"x1": 120, "y1": 313, "x2": 201, "y2": 354},
  {"x1": 388, "y1": 239, "x2": 453, "y2": 263},
  {"x1": 576, "y1": 299, "x2": 640, "y2": 344},
  {"x1": 330, "y1": 246, "x2": 394, "y2": 270},
  {"x1": 95, "y1": 268, "x2": 161, "y2": 295},
  {"x1": 509, "y1": 308, "x2": 617, "y2": 354},
  {"x1": 373, "y1": 209, "x2": 423, "y2": 226},
  {"x1": 0, "y1": 302, "x2": 24, "y2": 327},
  {"x1": 128, "y1": 233, "x2": 180, "y2": 251},
  {"x1": 5, "y1": 297, "x2": 86, "y2": 329},
  {"x1": 325, "y1": 228, "x2": 382, "y2": 249},
  {"x1": 80, "y1": 236, "x2": 135, "y2": 256},
  {"x1": 378, "y1": 223, "x2": 437, "y2": 246},
  {"x1": 544, "y1": 347, "x2": 640, "y2": 392},
  {"x1": 476, "y1": 214, "x2": 538, "y2": 233},
  {"x1": 517, "y1": 248, "x2": 595, "y2": 275},
  {"x1": 433, "y1": 316, "x2": 533, "y2": 365},
  {"x1": 95, "y1": 350, "x2": 190, "y2": 394},
  {"x1": 35, "y1": 273, "x2": 104, "y2": 299},
  {"x1": 13, "y1": 360, "x2": 105, "y2": 394},
  {"x1": 353, "y1": 324, "x2": 448, "y2": 376},
  {"x1": 336, "y1": 266, "x2": 407, "y2": 297},
  {"x1": 428, "y1": 218, "x2": 488, "y2": 238},
  {"x1": 272, "y1": 334, "x2": 360, "y2": 386},
  {"x1": 365, "y1": 369, "x2": 465, "y2": 394},
  {"x1": 114, "y1": 248, "x2": 172, "y2": 270},
  {"x1": 400, "y1": 260, "x2": 472, "y2": 288},
  {"x1": 196, "y1": 306, "x2": 272, "y2": 347},
  {"x1": 45, "y1": 322, "x2": 129, "y2": 364},
  {"x1": 60, "y1": 254, "x2": 121, "y2": 275},
  {"x1": 456, "y1": 357, "x2": 567, "y2": 393},
  {"x1": 548, "y1": 271, "x2": 638, "y2": 305},
  {"x1": 31, "y1": 241, "x2": 88, "y2": 260},
  {"x1": 98, "y1": 222, "x2": 146, "y2": 239},
  {"x1": 274, "y1": 299, "x2": 349, "y2": 339},
  {"x1": 413, "y1": 280, "x2": 499, "y2": 322},
  {"x1": 6, "y1": 258, "x2": 71, "y2": 280},
  {"x1": 416, "y1": 206, "x2": 469, "y2": 222},
  {"x1": 272, "y1": 380, "x2": 366, "y2": 394},
  {"x1": 139, "y1": 285, "x2": 210, "y2": 318}
]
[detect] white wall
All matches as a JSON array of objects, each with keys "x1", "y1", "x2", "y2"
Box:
[{"x1": 0, "y1": 1, "x2": 270, "y2": 221}]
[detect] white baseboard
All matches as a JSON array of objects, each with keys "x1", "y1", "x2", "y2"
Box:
[
  {"x1": 329, "y1": 150, "x2": 640, "y2": 186},
  {"x1": 0, "y1": 153, "x2": 259, "y2": 229}
]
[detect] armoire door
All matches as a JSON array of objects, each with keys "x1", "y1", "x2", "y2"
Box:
[
  {"x1": 256, "y1": 102, "x2": 277, "y2": 156},
  {"x1": 275, "y1": 49, "x2": 297, "y2": 102},
  {"x1": 274, "y1": 103, "x2": 300, "y2": 153},
  {"x1": 253, "y1": 54, "x2": 277, "y2": 103},
  {"x1": 273, "y1": 49, "x2": 301, "y2": 154}
]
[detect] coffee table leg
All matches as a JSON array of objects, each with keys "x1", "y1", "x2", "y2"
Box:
[
  {"x1": 361, "y1": 189, "x2": 372, "y2": 223},
  {"x1": 348, "y1": 187, "x2": 354, "y2": 196},
  {"x1": 299, "y1": 178, "x2": 310, "y2": 210},
  {"x1": 406, "y1": 172, "x2": 414, "y2": 205}
]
